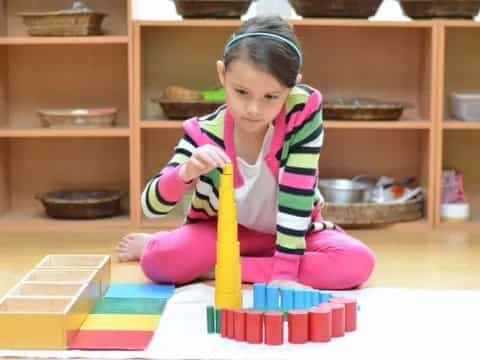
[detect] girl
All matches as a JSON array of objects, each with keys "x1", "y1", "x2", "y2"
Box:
[{"x1": 116, "y1": 16, "x2": 375, "y2": 290}]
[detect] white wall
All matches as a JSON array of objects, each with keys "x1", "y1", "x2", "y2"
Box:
[{"x1": 133, "y1": 0, "x2": 413, "y2": 21}]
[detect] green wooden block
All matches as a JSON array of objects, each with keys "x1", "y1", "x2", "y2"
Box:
[
  {"x1": 206, "y1": 306, "x2": 215, "y2": 333},
  {"x1": 215, "y1": 308, "x2": 222, "y2": 333},
  {"x1": 92, "y1": 297, "x2": 167, "y2": 314}
]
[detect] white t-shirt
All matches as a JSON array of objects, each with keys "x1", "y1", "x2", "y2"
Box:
[{"x1": 235, "y1": 125, "x2": 277, "y2": 234}]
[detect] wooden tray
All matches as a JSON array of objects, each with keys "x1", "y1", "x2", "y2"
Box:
[
  {"x1": 35, "y1": 190, "x2": 123, "y2": 219},
  {"x1": 173, "y1": 0, "x2": 253, "y2": 18},
  {"x1": 323, "y1": 98, "x2": 404, "y2": 120},
  {"x1": 289, "y1": 0, "x2": 383, "y2": 18},
  {"x1": 152, "y1": 98, "x2": 225, "y2": 119},
  {"x1": 0, "y1": 254, "x2": 110, "y2": 349},
  {"x1": 321, "y1": 195, "x2": 424, "y2": 227},
  {"x1": 398, "y1": 0, "x2": 480, "y2": 19},
  {"x1": 19, "y1": 10, "x2": 107, "y2": 36}
]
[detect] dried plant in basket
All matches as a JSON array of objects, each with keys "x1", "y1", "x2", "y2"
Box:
[{"x1": 19, "y1": 1, "x2": 107, "y2": 37}]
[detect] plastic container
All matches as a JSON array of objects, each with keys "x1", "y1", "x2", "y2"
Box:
[
  {"x1": 440, "y1": 203, "x2": 470, "y2": 222},
  {"x1": 449, "y1": 92, "x2": 480, "y2": 121}
]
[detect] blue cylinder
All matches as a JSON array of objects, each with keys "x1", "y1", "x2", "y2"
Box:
[
  {"x1": 280, "y1": 288, "x2": 294, "y2": 310},
  {"x1": 266, "y1": 286, "x2": 279, "y2": 309},
  {"x1": 293, "y1": 289, "x2": 306, "y2": 309},
  {"x1": 253, "y1": 283, "x2": 266, "y2": 310}
]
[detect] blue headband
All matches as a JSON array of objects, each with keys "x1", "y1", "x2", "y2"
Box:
[{"x1": 223, "y1": 31, "x2": 303, "y2": 66}]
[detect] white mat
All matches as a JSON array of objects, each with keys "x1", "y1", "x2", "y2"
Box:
[{"x1": 1, "y1": 284, "x2": 479, "y2": 360}]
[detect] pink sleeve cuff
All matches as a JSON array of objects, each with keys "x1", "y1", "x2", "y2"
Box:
[
  {"x1": 157, "y1": 165, "x2": 193, "y2": 203},
  {"x1": 270, "y1": 251, "x2": 302, "y2": 281}
]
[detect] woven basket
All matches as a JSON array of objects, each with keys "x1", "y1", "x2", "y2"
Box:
[
  {"x1": 323, "y1": 99, "x2": 404, "y2": 121},
  {"x1": 289, "y1": 0, "x2": 383, "y2": 18},
  {"x1": 36, "y1": 190, "x2": 123, "y2": 219},
  {"x1": 174, "y1": 0, "x2": 253, "y2": 18},
  {"x1": 19, "y1": 10, "x2": 107, "y2": 36},
  {"x1": 398, "y1": 0, "x2": 480, "y2": 19},
  {"x1": 38, "y1": 108, "x2": 117, "y2": 128},
  {"x1": 152, "y1": 98, "x2": 225, "y2": 119},
  {"x1": 321, "y1": 195, "x2": 424, "y2": 227}
]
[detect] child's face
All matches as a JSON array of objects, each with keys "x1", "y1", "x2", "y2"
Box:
[{"x1": 217, "y1": 59, "x2": 291, "y2": 135}]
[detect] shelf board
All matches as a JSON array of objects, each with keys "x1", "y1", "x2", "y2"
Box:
[
  {"x1": 136, "y1": 19, "x2": 435, "y2": 29},
  {"x1": 0, "y1": 209, "x2": 131, "y2": 231},
  {"x1": 141, "y1": 215, "x2": 185, "y2": 230},
  {"x1": 444, "y1": 121, "x2": 480, "y2": 130},
  {"x1": 437, "y1": 221, "x2": 480, "y2": 231},
  {"x1": 0, "y1": 126, "x2": 131, "y2": 138},
  {"x1": 0, "y1": 36, "x2": 129, "y2": 45},
  {"x1": 141, "y1": 119, "x2": 431, "y2": 130}
]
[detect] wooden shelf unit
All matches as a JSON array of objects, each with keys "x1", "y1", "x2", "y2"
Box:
[
  {"x1": 134, "y1": 19, "x2": 437, "y2": 230},
  {"x1": 0, "y1": 0, "x2": 133, "y2": 230},
  {"x1": 435, "y1": 21, "x2": 480, "y2": 228}
]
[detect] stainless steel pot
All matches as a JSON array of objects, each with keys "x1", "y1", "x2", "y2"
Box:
[{"x1": 317, "y1": 179, "x2": 370, "y2": 204}]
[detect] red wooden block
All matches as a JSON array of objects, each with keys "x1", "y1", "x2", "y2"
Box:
[
  {"x1": 264, "y1": 312, "x2": 283, "y2": 346},
  {"x1": 68, "y1": 330, "x2": 153, "y2": 350},
  {"x1": 328, "y1": 303, "x2": 346, "y2": 337},
  {"x1": 227, "y1": 309, "x2": 235, "y2": 339},
  {"x1": 233, "y1": 310, "x2": 246, "y2": 341},
  {"x1": 330, "y1": 297, "x2": 357, "y2": 331},
  {"x1": 309, "y1": 307, "x2": 331, "y2": 343},
  {"x1": 245, "y1": 311, "x2": 263, "y2": 344},
  {"x1": 287, "y1": 310, "x2": 308, "y2": 344},
  {"x1": 221, "y1": 309, "x2": 228, "y2": 338}
]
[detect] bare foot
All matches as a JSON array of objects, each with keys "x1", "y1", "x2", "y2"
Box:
[{"x1": 116, "y1": 233, "x2": 151, "y2": 262}]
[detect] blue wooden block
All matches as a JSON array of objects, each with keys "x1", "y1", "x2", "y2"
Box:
[
  {"x1": 280, "y1": 288, "x2": 294, "y2": 310},
  {"x1": 104, "y1": 284, "x2": 175, "y2": 300},
  {"x1": 253, "y1": 283, "x2": 266, "y2": 310},
  {"x1": 293, "y1": 289, "x2": 306, "y2": 309},
  {"x1": 266, "y1": 286, "x2": 279, "y2": 309}
]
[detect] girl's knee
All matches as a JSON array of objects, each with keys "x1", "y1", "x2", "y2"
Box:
[{"x1": 345, "y1": 243, "x2": 376, "y2": 288}]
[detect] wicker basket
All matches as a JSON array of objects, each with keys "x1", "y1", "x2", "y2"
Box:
[
  {"x1": 38, "y1": 108, "x2": 117, "y2": 128},
  {"x1": 19, "y1": 10, "x2": 107, "y2": 36},
  {"x1": 173, "y1": 0, "x2": 253, "y2": 18},
  {"x1": 398, "y1": 0, "x2": 480, "y2": 19},
  {"x1": 289, "y1": 0, "x2": 383, "y2": 18},
  {"x1": 321, "y1": 195, "x2": 424, "y2": 227},
  {"x1": 152, "y1": 98, "x2": 225, "y2": 119},
  {"x1": 323, "y1": 98, "x2": 404, "y2": 121},
  {"x1": 36, "y1": 190, "x2": 123, "y2": 219}
]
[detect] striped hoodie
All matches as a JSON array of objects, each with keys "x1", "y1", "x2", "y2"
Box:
[{"x1": 142, "y1": 84, "x2": 335, "y2": 281}]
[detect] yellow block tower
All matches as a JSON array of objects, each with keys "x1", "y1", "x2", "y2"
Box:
[{"x1": 214, "y1": 163, "x2": 242, "y2": 309}]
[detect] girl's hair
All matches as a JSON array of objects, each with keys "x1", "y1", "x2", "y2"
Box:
[{"x1": 223, "y1": 16, "x2": 302, "y2": 88}]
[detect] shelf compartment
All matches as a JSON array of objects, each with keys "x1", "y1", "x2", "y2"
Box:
[
  {"x1": 0, "y1": 137, "x2": 131, "y2": 229},
  {"x1": 0, "y1": 0, "x2": 129, "y2": 37},
  {"x1": 294, "y1": 24, "x2": 434, "y2": 123},
  {"x1": 0, "y1": 36, "x2": 128, "y2": 45},
  {"x1": 443, "y1": 26, "x2": 480, "y2": 122},
  {"x1": 441, "y1": 131, "x2": 480, "y2": 225},
  {"x1": 0, "y1": 44, "x2": 129, "y2": 130}
]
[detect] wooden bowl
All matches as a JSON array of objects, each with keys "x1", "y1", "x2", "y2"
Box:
[
  {"x1": 152, "y1": 98, "x2": 225, "y2": 119},
  {"x1": 288, "y1": 0, "x2": 383, "y2": 18},
  {"x1": 323, "y1": 98, "x2": 404, "y2": 121},
  {"x1": 398, "y1": 0, "x2": 480, "y2": 19},
  {"x1": 38, "y1": 108, "x2": 117, "y2": 128},
  {"x1": 36, "y1": 190, "x2": 123, "y2": 219},
  {"x1": 173, "y1": 0, "x2": 253, "y2": 18}
]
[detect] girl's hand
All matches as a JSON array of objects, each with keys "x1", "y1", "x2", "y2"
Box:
[
  {"x1": 179, "y1": 144, "x2": 231, "y2": 183},
  {"x1": 268, "y1": 279, "x2": 312, "y2": 290}
]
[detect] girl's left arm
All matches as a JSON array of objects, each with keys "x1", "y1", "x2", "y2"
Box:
[{"x1": 271, "y1": 89, "x2": 324, "y2": 283}]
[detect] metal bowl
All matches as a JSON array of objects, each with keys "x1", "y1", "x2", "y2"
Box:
[{"x1": 318, "y1": 179, "x2": 370, "y2": 204}]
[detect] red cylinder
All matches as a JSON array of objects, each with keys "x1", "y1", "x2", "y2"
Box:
[
  {"x1": 329, "y1": 303, "x2": 345, "y2": 337},
  {"x1": 288, "y1": 310, "x2": 309, "y2": 344},
  {"x1": 264, "y1": 312, "x2": 284, "y2": 346},
  {"x1": 330, "y1": 297, "x2": 357, "y2": 332},
  {"x1": 233, "y1": 310, "x2": 246, "y2": 341},
  {"x1": 221, "y1": 309, "x2": 228, "y2": 338},
  {"x1": 227, "y1": 309, "x2": 235, "y2": 339},
  {"x1": 309, "y1": 307, "x2": 331, "y2": 342},
  {"x1": 245, "y1": 311, "x2": 263, "y2": 344}
]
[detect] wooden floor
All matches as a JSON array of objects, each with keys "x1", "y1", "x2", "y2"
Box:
[{"x1": 1, "y1": 228, "x2": 479, "y2": 295}]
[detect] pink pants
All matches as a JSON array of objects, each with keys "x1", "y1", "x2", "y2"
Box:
[{"x1": 140, "y1": 220, "x2": 375, "y2": 290}]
